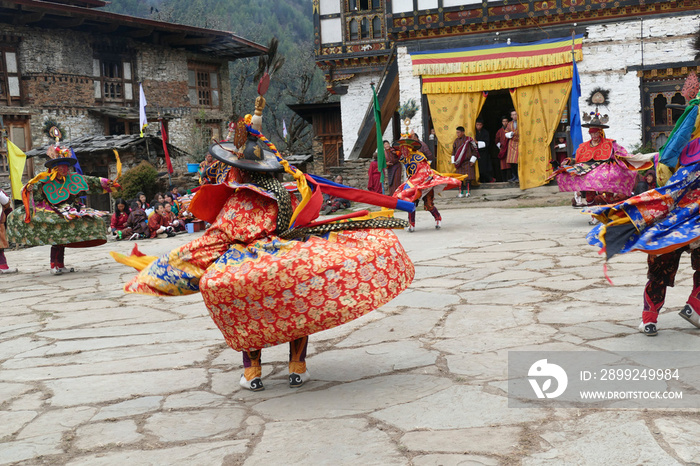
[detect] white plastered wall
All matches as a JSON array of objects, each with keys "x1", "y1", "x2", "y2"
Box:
[{"x1": 578, "y1": 14, "x2": 700, "y2": 149}]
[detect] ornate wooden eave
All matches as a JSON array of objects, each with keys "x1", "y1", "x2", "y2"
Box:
[{"x1": 387, "y1": 0, "x2": 700, "y2": 41}]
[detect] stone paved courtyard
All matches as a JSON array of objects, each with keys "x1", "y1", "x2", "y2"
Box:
[{"x1": 2, "y1": 195, "x2": 700, "y2": 465}]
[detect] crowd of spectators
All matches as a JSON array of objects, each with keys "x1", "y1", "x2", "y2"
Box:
[{"x1": 109, "y1": 186, "x2": 195, "y2": 241}]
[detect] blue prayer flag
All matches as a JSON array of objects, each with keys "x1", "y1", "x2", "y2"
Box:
[
  {"x1": 70, "y1": 148, "x2": 83, "y2": 175},
  {"x1": 570, "y1": 60, "x2": 584, "y2": 157}
]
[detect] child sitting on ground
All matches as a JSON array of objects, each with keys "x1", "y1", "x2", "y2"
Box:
[
  {"x1": 162, "y1": 201, "x2": 185, "y2": 232},
  {"x1": 148, "y1": 203, "x2": 176, "y2": 238},
  {"x1": 126, "y1": 201, "x2": 149, "y2": 240}
]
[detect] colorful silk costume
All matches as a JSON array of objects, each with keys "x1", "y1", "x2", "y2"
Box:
[
  {"x1": 7, "y1": 172, "x2": 114, "y2": 248},
  {"x1": 394, "y1": 149, "x2": 462, "y2": 204},
  {"x1": 199, "y1": 160, "x2": 230, "y2": 185},
  {"x1": 118, "y1": 175, "x2": 414, "y2": 351},
  {"x1": 586, "y1": 155, "x2": 700, "y2": 258},
  {"x1": 585, "y1": 91, "x2": 700, "y2": 334},
  {"x1": 392, "y1": 143, "x2": 463, "y2": 230},
  {"x1": 553, "y1": 138, "x2": 651, "y2": 195}
]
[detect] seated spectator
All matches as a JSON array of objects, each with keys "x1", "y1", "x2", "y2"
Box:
[
  {"x1": 633, "y1": 170, "x2": 657, "y2": 195},
  {"x1": 148, "y1": 202, "x2": 176, "y2": 238},
  {"x1": 321, "y1": 175, "x2": 352, "y2": 215},
  {"x1": 137, "y1": 192, "x2": 150, "y2": 209},
  {"x1": 126, "y1": 201, "x2": 149, "y2": 240},
  {"x1": 645, "y1": 171, "x2": 657, "y2": 190},
  {"x1": 164, "y1": 194, "x2": 176, "y2": 212},
  {"x1": 110, "y1": 198, "x2": 131, "y2": 240},
  {"x1": 175, "y1": 194, "x2": 195, "y2": 224},
  {"x1": 163, "y1": 201, "x2": 185, "y2": 232},
  {"x1": 169, "y1": 185, "x2": 181, "y2": 199},
  {"x1": 151, "y1": 192, "x2": 165, "y2": 207}
]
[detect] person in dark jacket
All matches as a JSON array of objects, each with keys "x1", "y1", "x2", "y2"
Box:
[
  {"x1": 126, "y1": 201, "x2": 149, "y2": 240},
  {"x1": 475, "y1": 118, "x2": 493, "y2": 182}
]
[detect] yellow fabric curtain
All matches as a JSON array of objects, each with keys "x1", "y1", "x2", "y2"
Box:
[
  {"x1": 427, "y1": 91, "x2": 487, "y2": 175},
  {"x1": 511, "y1": 80, "x2": 572, "y2": 190}
]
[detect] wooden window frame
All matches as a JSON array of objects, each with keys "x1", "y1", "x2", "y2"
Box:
[
  {"x1": 94, "y1": 56, "x2": 135, "y2": 105},
  {"x1": 347, "y1": 0, "x2": 381, "y2": 12},
  {"x1": 0, "y1": 46, "x2": 22, "y2": 106},
  {"x1": 643, "y1": 78, "x2": 688, "y2": 150},
  {"x1": 188, "y1": 61, "x2": 221, "y2": 109}
]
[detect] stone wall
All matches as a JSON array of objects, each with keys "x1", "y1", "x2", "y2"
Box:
[
  {"x1": 24, "y1": 74, "x2": 94, "y2": 108},
  {"x1": 16, "y1": 24, "x2": 93, "y2": 76},
  {"x1": 578, "y1": 14, "x2": 700, "y2": 149},
  {"x1": 5, "y1": 21, "x2": 235, "y2": 167},
  {"x1": 30, "y1": 109, "x2": 104, "y2": 148},
  {"x1": 328, "y1": 159, "x2": 372, "y2": 190},
  {"x1": 137, "y1": 44, "x2": 188, "y2": 83},
  {"x1": 309, "y1": 136, "x2": 325, "y2": 175}
]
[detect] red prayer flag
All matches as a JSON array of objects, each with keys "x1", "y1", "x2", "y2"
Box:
[{"x1": 160, "y1": 120, "x2": 173, "y2": 174}]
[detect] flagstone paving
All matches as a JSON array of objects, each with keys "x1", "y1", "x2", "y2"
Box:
[{"x1": 2, "y1": 194, "x2": 700, "y2": 465}]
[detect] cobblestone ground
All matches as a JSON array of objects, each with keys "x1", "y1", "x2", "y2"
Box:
[{"x1": 1, "y1": 188, "x2": 699, "y2": 465}]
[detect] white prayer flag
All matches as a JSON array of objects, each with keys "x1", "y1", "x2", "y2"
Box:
[
  {"x1": 139, "y1": 83, "x2": 148, "y2": 137},
  {"x1": 282, "y1": 119, "x2": 288, "y2": 141}
]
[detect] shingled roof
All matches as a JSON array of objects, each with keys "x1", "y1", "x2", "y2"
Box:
[{"x1": 25, "y1": 134, "x2": 188, "y2": 158}]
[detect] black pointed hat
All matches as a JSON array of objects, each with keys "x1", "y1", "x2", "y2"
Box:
[{"x1": 209, "y1": 136, "x2": 284, "y2": 173}]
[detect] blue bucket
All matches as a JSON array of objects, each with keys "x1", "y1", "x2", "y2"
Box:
[{"x1": 187, "y1": 163, "x2": 199, "y2": 173}]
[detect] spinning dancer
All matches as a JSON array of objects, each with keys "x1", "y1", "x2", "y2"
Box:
[
  {"x1": 551, "y1": 92, "x2": 653, "y2": 210},
  {"x1": 112, "y1": 48, "x2": 415, "y2": 391},
  {"x1": 7, "y1": 128, "x2": 120, "y2": 275},
  {"x1": 587, "y1": 58, "x2": 700, "y2": 336},
  {"x1": 393, "y1": 133, "x2": 463, "y2": 232}
]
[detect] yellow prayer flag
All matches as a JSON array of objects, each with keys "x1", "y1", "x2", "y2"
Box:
[{"x1": 6, "y1": 138, "x2": 26, "y2": 200}]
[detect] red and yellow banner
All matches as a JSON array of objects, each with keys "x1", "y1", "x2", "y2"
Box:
[{"x1": 412, "y1": 35, "x2": 582, "y2": 76}]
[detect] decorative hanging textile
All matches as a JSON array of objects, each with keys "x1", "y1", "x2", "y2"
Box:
[
  {"x1": 422, "y1": 63, "x2": 575, "y2": 94},
  {"x1": 426, "y1": 92, "x2": 487, "y2": 174},
  {"x1": 412, "y1": 35, "x2": 583, "y2": 77},
  {"x1": 511, "y1": 80, "x2": 573, "y2": 190},
  {"x1": 413, "y1": 35, "x2": 581, "y2": 189}
]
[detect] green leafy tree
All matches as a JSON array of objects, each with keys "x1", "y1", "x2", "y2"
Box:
[{"x1": 113, "y1": 161, "x2": 159, "y2": 200}]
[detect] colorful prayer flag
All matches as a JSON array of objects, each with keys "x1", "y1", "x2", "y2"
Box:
[
  {"x1": 6, "y1": 138, "x2": 26, "y2": 200},
  {"x1": 372, "y1": 83, "x2": 386, "y2": 185},
  {"x1": 570, "y1": 60, "x2": 584, "y2": 156},
  {"x1": 160, "y1": 120, "x2": 174, "y2": 175},
  {"x1": 139, "y1": 83, "x2": 148, "y2": 137}
]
